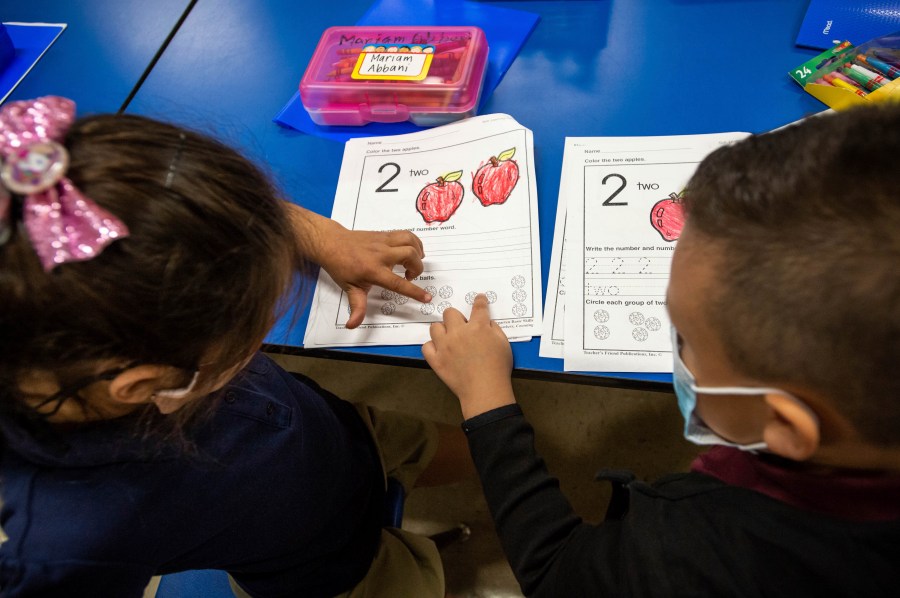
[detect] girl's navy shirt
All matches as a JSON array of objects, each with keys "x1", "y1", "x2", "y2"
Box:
[{"x1": 0, "y1": 353, "x2": 384, "y2": 597}]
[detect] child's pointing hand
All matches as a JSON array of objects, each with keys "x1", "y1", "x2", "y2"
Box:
[
  {"x1": 423, "y1": 294, "x2": 516, "y2": 419},
  {"x1": 323, "y1": 226, "x2": 430, "y2": 329},
  {"x1": 288, "y1": 204, "x2": 431, "y2": 329}
]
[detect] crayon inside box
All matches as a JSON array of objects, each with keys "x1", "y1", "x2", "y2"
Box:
[
  {"x1": 790, "y1": 31, "x2": 900, "y2": 110},
  {"x1": 299, "y1": 26, "x2": 489, "y2": 126}
]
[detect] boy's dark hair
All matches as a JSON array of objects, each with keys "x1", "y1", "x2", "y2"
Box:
[
  {"x1": 1, "y1": 114, "x2": 305, "y2": 424},
  {"x1": 683, "y1": 105, "x2": 900, "y2": 446}
]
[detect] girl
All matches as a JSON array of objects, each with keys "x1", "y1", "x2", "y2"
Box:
[{"x1": 0, "y1": 96, "x2": 446, "y2": 597}]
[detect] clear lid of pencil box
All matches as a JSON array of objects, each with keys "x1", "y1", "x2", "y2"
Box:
[{"x1": 299, "y1": 26, "x2": 489, "y2": 126}]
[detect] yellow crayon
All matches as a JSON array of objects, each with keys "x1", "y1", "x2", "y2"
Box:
[{"x1": 824, "y1": 73, "x2": 867, "y2": 97}]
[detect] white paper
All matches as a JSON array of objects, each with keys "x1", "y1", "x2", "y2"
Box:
[
  {"x1": 304, "y1": 114, "x2": 542, "y2": 348},
  {"x1": 538, "y1": 144, "x2": 575, "y2": 358},
  {"x1": 561, "y1": 133, "x2": 749, "y2": 372}
]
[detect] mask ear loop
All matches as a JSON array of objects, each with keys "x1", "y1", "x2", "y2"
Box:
[
  {"x1": 689, "y1": 384, "x2": 822, "y2": 428},
  {"x1": 153, "y1": 369, "x2": 200, "y2": 400}
]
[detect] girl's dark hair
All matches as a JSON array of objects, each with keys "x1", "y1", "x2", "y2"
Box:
[
  {"x1": 682, "y1": 105, "x2": 900, "y2": 446},
  {"x1": 1, "y1": 114, "x2": 305, "y2": 427}
]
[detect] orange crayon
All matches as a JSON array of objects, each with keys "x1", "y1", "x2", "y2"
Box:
[
  {"x1": 431, "y1": 39, "x2": 469, "y2": 53},
  {"x1": 331, "y1": 57, "x2": 357, "y2": 68},
  {"x1": 433, "y1": 48, "x2": 466, "y2": 62},
  {"x1": 327, "y1": 66, "x2": 354, "y2": 78}
]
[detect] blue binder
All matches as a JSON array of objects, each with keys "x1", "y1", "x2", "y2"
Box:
[{"x1": 796, "y1": 0, "x2": 900, "y2": 50}]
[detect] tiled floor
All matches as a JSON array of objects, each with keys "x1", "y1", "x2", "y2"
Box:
[{"x1": 268, "y1": 353, "x2": 701, "y2": 598}]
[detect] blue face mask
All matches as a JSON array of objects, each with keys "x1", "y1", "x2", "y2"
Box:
[{"x1": 671, "y1": 326, "x2": 816, "y2": 452}]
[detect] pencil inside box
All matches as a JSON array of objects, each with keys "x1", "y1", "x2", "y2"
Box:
[
  {"x1": 790, "y1": 31, "x2": 900, "y2": 110},
  {"x1": 299, "y1": 26, "x2": 489, "y2": 126}
]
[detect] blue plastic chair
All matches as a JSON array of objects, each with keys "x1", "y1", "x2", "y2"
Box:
[{"x1": 154, "y1": 569, "x2": 233, "y2": 598}]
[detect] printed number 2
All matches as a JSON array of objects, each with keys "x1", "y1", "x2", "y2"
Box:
[
  {"x1": 601, "y1": 173, "x2": 627, "y2": 206},
  {"x1": 376, "y1": 162, "x2": 401, "y2": 193}
]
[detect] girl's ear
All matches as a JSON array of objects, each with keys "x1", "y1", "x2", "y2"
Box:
[
  {"x1": 761, "y1": 393, "x2": 821, "y2": 461},
  {"x1": 107, "y1": 365, "x2": 174, "y2": 406}
]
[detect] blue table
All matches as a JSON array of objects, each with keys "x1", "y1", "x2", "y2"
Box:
[
  {"x1": 125, "y1": 0, "x2": 826, "y2": 390},
  {"x1": 4, "y1": 0, "x2": 192, "y2": 114}
]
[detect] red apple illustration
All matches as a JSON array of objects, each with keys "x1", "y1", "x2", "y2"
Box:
[
  {"x1": 650, "y1": 191, "x2": 686, "y2": 242},
  {"x1": 416, "y1": 170, "x2": 464, "y2": 223},
  {"x1": 473, "y1": 148, "x2": 519, "y2": 206}
]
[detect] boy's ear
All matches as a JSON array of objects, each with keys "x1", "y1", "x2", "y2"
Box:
[
  {"x1": 107, "y1": 365, "x2": 174, "y2": 406},
  {"x1": 761, "y1": 393, "x2": 821, "y2": 461}
]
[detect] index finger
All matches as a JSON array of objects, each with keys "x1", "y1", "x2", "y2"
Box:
[
  {"x1": 380, "y1": 272, "x2": 431, "y2": 304},
  {"x1": 469, "y1": 293, "x2": 492, "y2": 322}
]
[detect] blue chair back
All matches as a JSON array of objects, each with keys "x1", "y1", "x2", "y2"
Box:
[{"x1": 154, "y1": 569, "x2": 233, "y2": 597}]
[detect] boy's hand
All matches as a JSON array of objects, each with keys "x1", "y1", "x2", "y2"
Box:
[
  {"x1": 422, "y1": 294, "x2": 516, "y2": 420},
  {"x1": 288, "y1": 205, "x2": 431, "y2": 328}
]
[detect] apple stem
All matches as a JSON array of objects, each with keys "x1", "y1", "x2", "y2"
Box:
[
  {"x1": 669, "y1": 192, "x2": 679, "y2": 200},
  {"x1": 490, "y1": 157, "x2": 499, "y2": 167},
  {"x1": 437, "y1": 176, "x2": 445, "y2": 187}
]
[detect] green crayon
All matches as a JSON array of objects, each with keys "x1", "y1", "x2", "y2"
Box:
[{"x1": 842, "y1": 65, "x2": 884, "y2": 90}]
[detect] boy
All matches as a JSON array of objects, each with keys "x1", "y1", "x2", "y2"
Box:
[{"x1": 423, "y1": 105, "x2": 900, "y2": 596}]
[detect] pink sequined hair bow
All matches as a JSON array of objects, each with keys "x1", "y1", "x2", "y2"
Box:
[{"x1": 0, "y1": 96, "x2": 129, "y2": 271}]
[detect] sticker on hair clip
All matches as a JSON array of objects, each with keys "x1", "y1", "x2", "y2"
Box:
[{"x1": 0, "y1": 141, "x2": 69, "y2": 194}]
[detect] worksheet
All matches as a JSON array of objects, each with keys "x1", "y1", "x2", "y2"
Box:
[
  {"x1": 538, "y1": 144, "x2": 574, "y2": 359},
  {"x1": 304, "y1": 114, "x2": 542, "y2": 347},
  {"x1": 561, "y1": 133, "x2": 748, "y2": 372}
]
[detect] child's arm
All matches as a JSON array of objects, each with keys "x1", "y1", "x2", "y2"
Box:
[
  {"x1": 423, "y1": 295, "x2": 628, "y2": 596},
  {"x1": 421, "y1": 294, "x2": 515, "y2": 418},
  {"x1": 286, "y1": 203, "x2": 431, "y2": 329}
]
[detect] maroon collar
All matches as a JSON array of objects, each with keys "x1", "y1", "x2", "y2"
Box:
[{"x1": 691, "y1": 446, "x2": 900, "y2": 522}]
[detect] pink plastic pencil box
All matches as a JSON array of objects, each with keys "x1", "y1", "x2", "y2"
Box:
[{"x1": 299, "y1": 26, "x2": 489, "y2": 126}]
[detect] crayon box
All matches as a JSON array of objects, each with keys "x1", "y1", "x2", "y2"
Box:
[
  {"x1": 299, "y1": 26, "x2": 489, "y2": 126},
  {"x1": 790, "y1": 30, "x2": 900, "y2": 110}
]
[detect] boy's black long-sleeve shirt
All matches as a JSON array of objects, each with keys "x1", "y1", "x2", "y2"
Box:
[{"x1": 464, "y1": 404, "x2": 900, "y2": 597}]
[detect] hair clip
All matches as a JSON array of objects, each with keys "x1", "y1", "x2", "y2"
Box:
[
  {"x1": 0, "y1": 96, "x2": 129, "y2": 271},
  {"x1": 1, "y1": 140, "x2": 70, "y2": 193}
]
